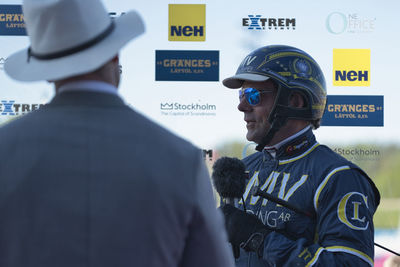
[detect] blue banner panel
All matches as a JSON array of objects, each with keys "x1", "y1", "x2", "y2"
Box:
[
  {"x1": 321, "y1": 95, "x2": 383, "y2": 127},
  {"x1": 155, "y1": 50, "x2": 219, "y2": 81},
  {"x1": 0, "y1": 5, "x2": 26, "y2": 36}
]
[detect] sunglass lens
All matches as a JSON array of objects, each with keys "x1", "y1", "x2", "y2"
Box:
[{"x1": 245, "y1": 88, "x2": 260, "y2": 105}]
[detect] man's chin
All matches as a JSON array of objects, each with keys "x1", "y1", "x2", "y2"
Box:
[{"x1": 246, "y1": 132, "x2": 261, "y2": 144}]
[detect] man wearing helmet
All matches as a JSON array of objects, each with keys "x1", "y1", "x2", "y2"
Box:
[{"x1": 220, "y1": 45, "x2": 380, "y2": 266}]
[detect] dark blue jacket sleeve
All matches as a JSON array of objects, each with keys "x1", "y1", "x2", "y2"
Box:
[{"x1": 260, "y1": 167, "x2": 378, "y2": 267}]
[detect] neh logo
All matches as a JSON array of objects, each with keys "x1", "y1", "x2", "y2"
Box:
[
  {"x1": 0, "y1": 100, "x2": 44, "y2": 116},
  {"x1": 242, "y1": 15, "x2": 296, "y2": 30},
  {"x1": 333, "y1": 49, "x2": 370, "y2": 86},
  {"x1": 168, "y1": 4, "x2": 205, "y2": 41},
  {"x1": 0, "y1": 5, "x2": 26, "y2": 36}
]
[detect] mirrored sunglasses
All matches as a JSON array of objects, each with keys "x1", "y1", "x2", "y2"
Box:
[{"x1": 239, "y1": 87, "x2": 274, "y2": 106}]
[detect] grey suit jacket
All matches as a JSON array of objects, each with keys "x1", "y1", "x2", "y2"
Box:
[{"x1": 0, "y1": 91, "x2": 233, "y2": 267}]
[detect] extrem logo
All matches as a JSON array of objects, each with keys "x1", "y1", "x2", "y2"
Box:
[
  {"x1": 242, "y1": 15, "x2": 296, "y2": 30},
  {"x1": 333, "y1": 49, "x2": 370, "y2": 86},
  {"x1": 168, "y1": 4, "x2": 205, "y2": 41},
  {"x1": 0, "y1": 100, "x2": 44, "y2": 115}
]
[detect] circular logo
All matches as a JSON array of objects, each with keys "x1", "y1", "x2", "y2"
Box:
[
  {"x1": 326, "y1": 12, "x2": 347, "y2": 34},
  {"x1": 338, "y1": 192, "x2": 369, "y2": 230},
  {"x1": 293, "y1": 59, "x2": 312, "y2": 78}
]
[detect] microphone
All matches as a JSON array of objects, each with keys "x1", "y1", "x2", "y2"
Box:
[
  {"x1": 211, "y1": 157, "x2": 247, "y2": 208},
  {"x1": 211, "y1": 157, "x2": 247, "y2": 259}
]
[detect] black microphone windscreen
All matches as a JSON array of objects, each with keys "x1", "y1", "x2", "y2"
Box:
[{"x1": 211, "y1": 157, "x2": 247, "y2": 199}]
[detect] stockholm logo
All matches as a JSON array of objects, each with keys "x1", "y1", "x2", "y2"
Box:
[
  {"x1": 333, "y1": 49, "x2": 370, "y2": 86},
  {"x1": 160, "y1": 103, "x2": 173, "y2": 110},
  {"x1": 168, "y1": 4, "x2": 205, "y2": 41}
]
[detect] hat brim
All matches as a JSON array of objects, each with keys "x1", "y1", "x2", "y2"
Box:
[
  {"x1": 222, "y1": 73, "x2": 270, "y2": 89},
  {"x1": 4, "y1": 11, "x2": 145, "y2": 82}
]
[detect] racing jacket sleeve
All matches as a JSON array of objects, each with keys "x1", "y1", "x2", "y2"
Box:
[{"x1": 260, "y1": 166, "x2": 379, "y2": 267}]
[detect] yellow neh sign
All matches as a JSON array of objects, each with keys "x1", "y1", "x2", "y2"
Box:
[
  {"x1": 333, "y1": 49, "x2": 370, "y2": 86},
  {"x1": 168, "y1": 4, "x2": 205, "y2": 41}
]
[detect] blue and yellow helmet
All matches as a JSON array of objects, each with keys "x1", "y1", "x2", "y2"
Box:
[{"x1": 223, "y1": 45, "x2": 327, "y2": 122}]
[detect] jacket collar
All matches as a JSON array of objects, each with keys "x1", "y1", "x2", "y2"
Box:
[
  {"x1": 263, "y1": 127, "x2": 318, "y2": 162},
  {"x1": 47, "y1": 90, "x2": 126, "y2": 108}
]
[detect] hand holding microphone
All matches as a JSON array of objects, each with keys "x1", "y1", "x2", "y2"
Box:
[
  {"x1": 219, "y1": 204, "x2": 272, "y2": 257},
  {"x1": 212, "y1": 157, "x2": 271, "y2": 258}
]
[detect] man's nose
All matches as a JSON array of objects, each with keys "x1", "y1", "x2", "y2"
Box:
[{"x1": 238, "y1": 96, "x2": 252, "y2": 112}]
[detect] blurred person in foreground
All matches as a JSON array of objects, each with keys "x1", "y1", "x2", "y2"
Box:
[
  {"x1": 384, "y1": 255, "x2": 400, "y2": 267},
  {"x1": 219, "y1": 44, "x2": 380, "y2": 266},
  {"x1": 0, "y1": 0, "x2": 234, "y2": 266}
]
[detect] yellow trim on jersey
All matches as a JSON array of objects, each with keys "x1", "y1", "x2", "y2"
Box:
[
  {"x1": 240, "y1": 171, "x2": 259, "y2": 203},
  {"x1": 313, "y1": 166, "x2": 351, "y2": 210},
  {"x1": 305, "y1": 247, "x2": 324, "y2": 267},
  {"x1": 325, "y1": 246, "x2": 373, "y2": 267},
  {"x1": 279, "y1": 143, "x2": 319, "y2": 165},
  {"x1": 305, "y1": 246, "x2": 372, "y2": 267}
]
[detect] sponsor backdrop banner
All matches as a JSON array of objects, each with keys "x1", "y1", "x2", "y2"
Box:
[
  {"x1": 333, "y1": 49, "x2": 370, "y2": 87},
  {"x1": 0, "y1": 0, "x2": 399, "y2": 263},
  {"x1": 0, "y1": 1, "x2": 395, "y2": 150},
  {"x1": 168, "y1": 4, "x2": 206, "y2": 42},
  {"x1": 155, "y1": 50, "x2": 219, "y2": 81},
  {"x1": 0, "y1": 4, "x2": 25, "y2": 35},
  {"x1": 322, "y1": 95, "x2": 383, "y2": 126}
]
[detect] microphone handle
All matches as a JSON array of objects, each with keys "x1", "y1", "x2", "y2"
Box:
[
  {"x1": 225, "y1": 198, "x2": 239, "y2": 208},
  {"x1": 254, "y1": 189, "x2": 315, "y2": 219},
  {"x1": 221, "y1": 198, "x2": 241, "y2": 258},
  {"x1": 232, "y1": 244, "x2": 240, "y2": 259},
  {"x1": 254, "y1": 188, "x2": 400, "y2": 257}
]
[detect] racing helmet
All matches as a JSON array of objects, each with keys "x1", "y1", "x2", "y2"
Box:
[{"x1": 223, "y1": 45, "x2": 327, "y2": 151}]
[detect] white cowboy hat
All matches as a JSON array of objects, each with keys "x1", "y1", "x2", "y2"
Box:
[{"x1": 4, "y1": 0, "x2": 145, "y2": 82}]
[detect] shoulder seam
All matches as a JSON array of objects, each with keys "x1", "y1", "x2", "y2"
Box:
[{"x1": 313, "y1": 165, "x2": 351, "y2": 211}]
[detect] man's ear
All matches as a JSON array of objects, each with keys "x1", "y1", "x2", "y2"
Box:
[
  {"x1": 289, "y1": 92, "x2": 306, "y2": 108},
  {"x1": 111, "y1": 54, "x2": 119, "y2": 64}
]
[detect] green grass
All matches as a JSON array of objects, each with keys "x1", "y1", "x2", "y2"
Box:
[
  {"x1": 374, "y1": 199, "x2": 400, "y2": 229},
  {"x1": 374, "y1": 210, "x2": 399, "y2": 229}
]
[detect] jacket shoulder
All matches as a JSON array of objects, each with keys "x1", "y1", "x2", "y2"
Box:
[{"x1": 313, "y1": 144, "x2": 380, "y2": 205}]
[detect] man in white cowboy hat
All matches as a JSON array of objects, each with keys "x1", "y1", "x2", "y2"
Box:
[{"x1": 0, "y1": 0, "x2": 234, "y2": 266}]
